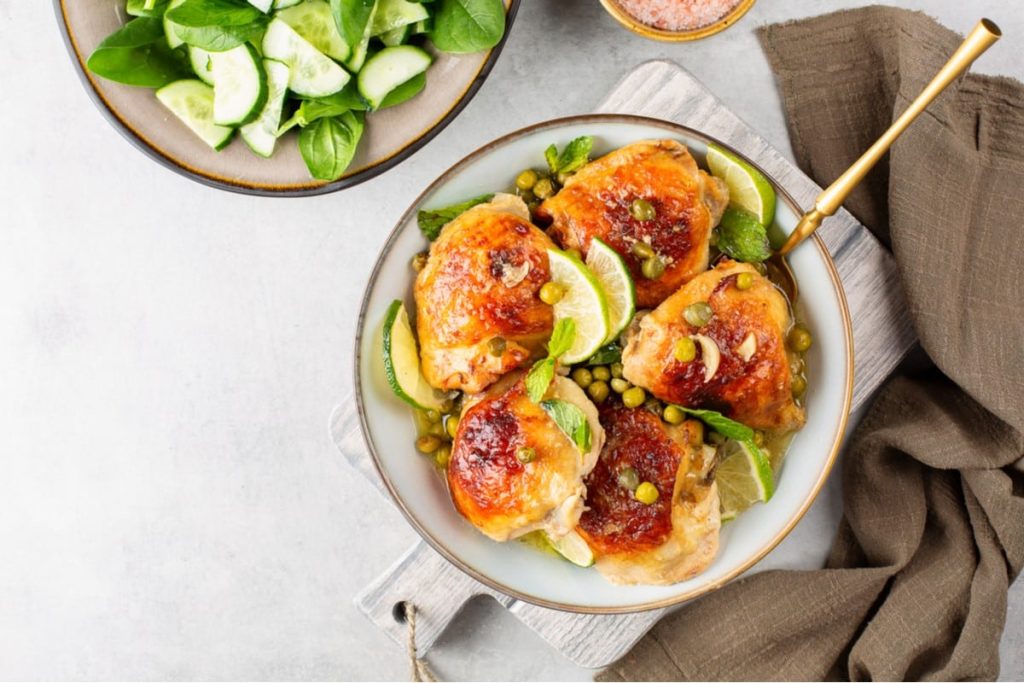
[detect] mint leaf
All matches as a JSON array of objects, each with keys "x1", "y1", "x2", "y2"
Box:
[
  {"x1": 717, "y1": 206, "x2": 771, "y2": 263},
  {"x1": 541, "y1": 399, "x2": 591, "y2": 452},
  {"x1": 525, "y1": 358, "x2": 555, "y2": 403},
  {"x1": 544, "y1": 136, "x2": 593, "y2": 175},
  {"x1": 547, "y1": 318, "x2": 576, "y2": 359},
  {"x1": 678, "y1": 407, "x2": 754, "y2": 441},
  {"x1": 544, "y1": 144, "x2": 559, "y2": 174},
  {"x1": 417, "y1": 193, "x2": 494, "y2": 241},
  {"x1": 586, "y1": 342, "x2": 621, "y2": 365}
]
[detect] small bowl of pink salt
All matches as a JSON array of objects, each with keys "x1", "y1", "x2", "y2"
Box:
[{"x1": 599, "y1": 0, "x2": 754, "y2": 41}]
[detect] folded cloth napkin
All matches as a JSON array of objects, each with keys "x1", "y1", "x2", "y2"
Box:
[{"x1": 597, "y1": 7, "x2": 1024, "y2": 681}]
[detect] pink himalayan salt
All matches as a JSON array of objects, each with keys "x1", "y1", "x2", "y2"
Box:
[{"x1": 615, "y1": 0, "x2": 743, "y2": 31}]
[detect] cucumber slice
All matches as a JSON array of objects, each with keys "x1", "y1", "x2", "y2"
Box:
[
  {"x1": 357, "y1": 45, "x2": 431, "y2": 109},
  {"x1": 262, "y1": 18, "x2": 350, "y2": 97},
  {"x1": 188, "y1": 46, "x2": 215, "y2": 86},
  {"x1": 247, "y1": 0, "x2": 273, "y2": 12},
  {"x1": 155, "y1": 80, "x2": 234, "y2": 151},
  {"x1": 164, "y1": 0, "x2": 185, "y2": 48},
  {"x1": 545, "y1": 530, "x2": 595, "y2": 567},
  {"x1": 240, "y1": 59, "x2": 290, "y2": 157},
  {"x1": 210, "y1": 43, "x2": 268, "y2": 126},
  {"x1": 381, "y1": 300, "x2": 444, "y2": 412},
  {"x1": 276, "y1": 0, "x2": 350, "y2": 62},
  {"x1": 343, "y1": 3, "x2": 375, "y2": 73},
  {"x1": 274, "y1": 0, "x2": 302, "y2": 7},
  {"x1": 380, "y1": 24, "x2": 411, "y2": 47},
  {"x1": 370, "y1": 0, "x2": 429, "y2": 36}
]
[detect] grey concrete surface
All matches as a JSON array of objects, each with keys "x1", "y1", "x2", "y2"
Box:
[{"x1": 1, "y1": 0, "x2": 1021, "y2": 680}]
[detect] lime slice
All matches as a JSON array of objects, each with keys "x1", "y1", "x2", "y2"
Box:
[
  {"x1": 545, "y1": 529, "x2": 595, "y2": 567},
  {"x1": 707, "y1": 144, "x2": 777, "y2": 226},
  {"x1": 716, "y1": 439, "x2": 775, "y2": 521},
  {"x1": 546, "y1": 249, "x2": 610, "y2": 364},
  {"x1": 381, "y1": 299, "x2": 444, "y2": 411},
  {"x1": 586, "y1": 238, "x2": 636, "y2": 344}
]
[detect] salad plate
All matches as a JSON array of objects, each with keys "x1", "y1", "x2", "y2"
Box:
[{"x1": 355, "y1": 114, "x2": 853, "y2": 612}]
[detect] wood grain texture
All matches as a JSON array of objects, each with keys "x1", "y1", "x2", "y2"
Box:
[{"x1": 331, "y1": 60, "x2": 918, "y2": 669}]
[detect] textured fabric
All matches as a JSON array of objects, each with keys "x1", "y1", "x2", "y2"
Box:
[{"x1": 597, "y1": 7, "x2": 1024, "y2": 681}]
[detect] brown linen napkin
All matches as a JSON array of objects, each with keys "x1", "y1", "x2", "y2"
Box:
[{"x1": 597, "y1": 7, "x2": 1024, "y2": 681}]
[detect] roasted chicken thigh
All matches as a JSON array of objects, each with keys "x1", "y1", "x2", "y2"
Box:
[
  {"x1": 578, "y1": 405, "x2": 719, "y2": 585},
  {"x1": 448, "y1": 374, "x2": 605, "y2": 542},
  {"x1": 622, "y1": 260, "x2": 805, "y2": 432},
  {"x1": 536, "y1": 140, "x2": 728, "y2": 308},
  {"x1": 415, "y1": 194, "x2": 554, "y2": 394}
]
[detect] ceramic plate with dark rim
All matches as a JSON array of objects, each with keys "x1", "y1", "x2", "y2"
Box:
[
  {"x1": 354, "y1": 115, "x2": 854, "y2": 613},
  {"x1": 55, "y1": 0, "x2": 519, "y2": 196}
]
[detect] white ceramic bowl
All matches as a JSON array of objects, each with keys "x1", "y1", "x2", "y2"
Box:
[{"x1": 354, "y1": 115, "x2": 853, "y2": 613}]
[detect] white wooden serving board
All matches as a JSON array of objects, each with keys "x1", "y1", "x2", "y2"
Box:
[{"x1": 329, "y1": 60, "x2": 918, "y2": 669}]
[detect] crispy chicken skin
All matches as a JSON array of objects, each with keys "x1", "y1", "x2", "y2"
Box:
[
  {"x1": 415, "y1": 194, "x2": 555, "y2": 394},
  {"x1": 622, "y1": 260, "x2": 805, "y2": 432},
  {"x1": 536, "y1": 140, "x2": 728, "y2": 308},
  {"x1": 578, "y1": 406, "x2": 719, "y2": 585},
  {"x1": 448, "y1": 375, "x2": 605, "y2": 542}
]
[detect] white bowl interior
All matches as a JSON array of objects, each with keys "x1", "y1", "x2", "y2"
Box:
[{"x1": 356, "y1": 118, "x2": 851, "y2": 611}]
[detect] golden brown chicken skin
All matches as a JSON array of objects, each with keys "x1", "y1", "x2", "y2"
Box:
[
  {"x1": 536, "y1": 140, "x2": 728, "y2": 308},
  {"x1": 415, "y1": 194, "x2": 554, "y2": 394},
  {"x1": 448, "y1": 374, "x2": 604, "y2": 542},
  {"x1": 578, "y1": 405, "x2": 719, "y2": 585},
  {"x1": 622, "y1": 260, "x2": 805, "y2": 432}
]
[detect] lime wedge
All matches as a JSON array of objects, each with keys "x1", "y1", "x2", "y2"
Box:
[
  {"x1": 547, "y1": 249, "x2": 610, "y2": 364},
  {"x1": 586, "y1": 237, "x2": 636, "y2": 344},
  {"x1": 381, "y1": 299, "x2": 444, "y2": 411},
  {"x1": 545, "y1": 529, "x2": 595, "y2": 567},
  {"x1": 716, "y1": 438, "x2": 775, "y2": 521},
  {"x1": 707, "y1": 144, "x2": 777, "y2": 226}
]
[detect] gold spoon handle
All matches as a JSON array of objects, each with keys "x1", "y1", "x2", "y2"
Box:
[{"x1": 778, "y1": 18, "x2": 1002, "y2": 256}]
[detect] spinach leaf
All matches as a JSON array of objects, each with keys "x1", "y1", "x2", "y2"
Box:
[
  {"x1": 525, "y1": 318, "x2": 576, "y2": 402},
  {"x1": 716, "y1": 206, "x2": 771, "y2": 263},
  {"x1": 127, "y1": 0, "x2": 170, "y2": 17},
  {"x1": 166, "y1": 0, "x2": 269, "y2": 51},
  {"x1": 586, "y1": 342, "x2": 621, "y2": 365},
  {"x1": 678, "y1": 407, "x2": 754, "y2": 441},
  {"x1": 279, "y1": 82, "x2": 370, "y2": 135},
  {"x1": 379, "y1": 72, "x2": 427, "y2": 109},
  {"x1": 86, "y1": 17, "x2": 192, "y2": 87},
  {"x1": 429, "y1": 0, "x2": 505, "y2": 54},
  {"x1": 298, "y1": 112, "x2": 364, "y2": 181},
  {"x1": 541, "y1": 399, "x2": 592, "y2": 453},
  {"x1": 331, "y1": 0, "x2": 376, "y2": 49},
  {"x1": 545, "y1": 136, "x2": 593, "y2": 174},
  {"x1": 417, "y1": 193, "x2": 494, "y2": 240}
]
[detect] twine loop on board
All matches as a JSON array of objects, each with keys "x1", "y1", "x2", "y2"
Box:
[{"x1": 403, "y1": 602, "x2": 437, "y2": 682}]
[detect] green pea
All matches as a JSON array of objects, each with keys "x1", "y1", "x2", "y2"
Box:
[
  {"x1": 435, "y1": 444, "x2": 452, "y2": 468},
  {"x1": 533, "y1": 177, "x2": 555, "y2": 200},
  {"x1": 642, "y1": 256, "x2": 665, "y2": 280},
  {"x1": 539, "y1": 281, "x2": 566, "y2": 305},
  {"x1": 610, "y1": 378, "x2": 630, "y2": 394},
  {"x1": 683, "y1": 301, "x2": 713, "y2": 327},
  {"x1": 592, "y1": 366, "x2": 611, "y2": 381},
  {"x1": 622, "y1": 386, "x2": 646, "y2": 409},
  {"x1": 588, "y1": 380, "x2": 610, "y2": 403},
  {"x1": 674, "y1": 337, "x2": 696, "y2": 362},
  {"x1": 515, "y1": 169, "x2": 538, "y2": 191},
  {"x1": 630, "y1": 198, "x2": 656, "y2": 221},
  {"x1": 488, "y1": 336, "x2": 507, "y2": 356},
  {"x1": 571, "y1": 367, "x2": 593, "y2": 389},
  {"x1": 630, "y1": 241, "x2": 655, "y2": 260},
  {"x1": 617, "y1": 467, "x2": 640, "y2": 491},
  {"x1": 416, "y1": 435, "x2": 441, "y2": 454},
  {"x1": 788, "y1": 325, "x2": 813, "y2": 352},
  {"x1": 736, "y1": 272, "x2": 755, "y2": 290},
  {"x1": 445, "y1": 415, "x2": 460, "y2": 439},
  {"x1": 610, "y1": 362, "x2": 624, "y2": 379},
  {"x1": 516, "y1": 446, "x2": 536, "y2": 463},
  {"x1": 411, "y1": 252, "x2": 429, "y2": 272},
  {"x1": 663, "y1": 405, "x2": 685, "y2": 425},
  {"x1": 428, "y1": 422, "x2": 448, "y2": 439},
  {"x1": 792, "y1": 375, "x2": 807, "y2": 397},
  {"x1": 424, "y1": 409, "x2": 441, "y2": 424},
  {"x1": 634, "y1": 481, "x2": 659, "y2": 504}
]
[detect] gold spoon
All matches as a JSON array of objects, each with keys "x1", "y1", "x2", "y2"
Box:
[{"x1": 772, "y1": 18, "x2": 1001, "y2": 300}]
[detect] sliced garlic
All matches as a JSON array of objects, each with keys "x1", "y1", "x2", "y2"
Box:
[
  {"x1": 500, "y1": 261, "x2": 531, "y2": 288},
  {"x1": 691, "y1": 334, "x2": 721, "y2": 382},
  {"x1": 735, "y1": 332, "x2": 758, "y2": 362}
]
